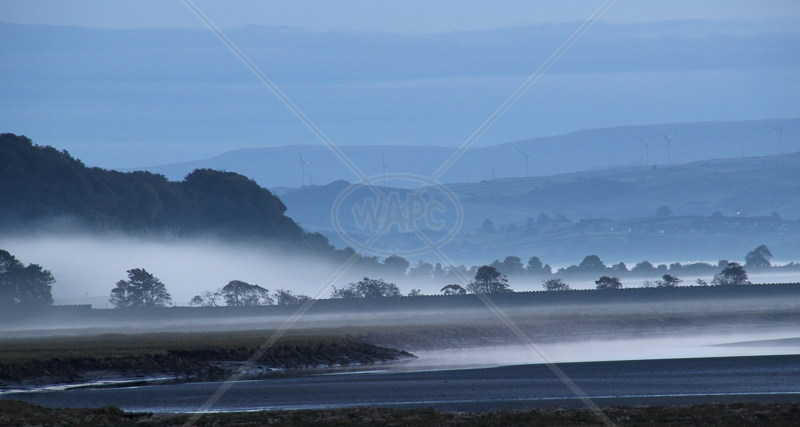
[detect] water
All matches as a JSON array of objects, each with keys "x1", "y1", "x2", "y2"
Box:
[{"x1": 4, "y1": 354, "x2": 800, "y2": 413}]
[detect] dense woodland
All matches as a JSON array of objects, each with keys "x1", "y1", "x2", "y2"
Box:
[{"x1": 0, "y1": 133, "x2": 337, "y2": 253}]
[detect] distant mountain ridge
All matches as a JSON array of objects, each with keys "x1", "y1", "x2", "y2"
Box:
[{"x1": 135, "y1": 119, "x2": 799, "y2": 188}]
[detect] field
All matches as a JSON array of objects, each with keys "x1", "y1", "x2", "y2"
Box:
[{"x1": 2, "y1": 399, "x2": 800, "y2": 426}]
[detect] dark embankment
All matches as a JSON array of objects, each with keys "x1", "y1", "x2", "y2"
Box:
[
  {"x1": 2, "y1": 399, "x2": 799, "y2": 426},
  {"x1": 0, "y1": 333, "x2": 413, "y2": 384}
]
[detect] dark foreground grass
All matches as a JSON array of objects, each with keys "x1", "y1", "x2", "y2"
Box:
[
  {"x1": 2, "y1": 400, "x2": 800, "y2": 426},
  {"x1": 0, "y1": 333, "x2": 411, "y2": 384}
]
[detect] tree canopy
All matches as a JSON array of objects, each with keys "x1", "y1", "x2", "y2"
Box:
[
  {"x1": 331, "y1": 277, "x2": 402, "y2": 298},
  {"x1": 467, "y1": 265, "x2": 512, "y2": 294},
  {"x1": 109, "y1": 268, "x2": 172, "y2": 308},
  {"x1": 272, "y1": 288, "x2": 310, "y2": 305},
  {"x1": 579, "y1": 255, "x2": 606, "y2": 271},
  {"x1": 542, "y1": 278, "x2": 570, "y2": 291},
  {"x1": 0, "y1": 249, "x2": 54, "y2": 306},
  {"x1": 595, "y1": 276, "x2": 623, "y2": 290},
  {"x1": 655, "y1": 274, "x2": 682, "y2": 287},
  {"x1": 220, "y1": 280, "x2": 273, "y2": 306},
  {"x1": 383, "y1": 255, "x2": 410, "y2": 276},
  {"x1": 712, "y1": 262, "x2": 750, "y2": 286},
  {"x1": 441, "y1": 284, "x2": 466, "y2": 295},
  {"x1": 745, "y1": 245, "x2": 773, "y2": 268},
  {"x1": 0, "y1": 133, "x2": 311, "y2": 244}
]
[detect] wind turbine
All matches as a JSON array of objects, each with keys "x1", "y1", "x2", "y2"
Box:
[
  {"x1": 635, "y1": 136, "x2": 650, "y2": 166},
  {"x1": 381, "y1": 151, "x2": 387, "y2": 186},
  {"x1": 768, "y1": 116, "x2": 789, "y2": 155},
  {"x1": 661, "y1": 132, "x2": 673, "y2": 164},
  {"x1": 297, "y1": 149, "x2": 309, "y2": 187},
  {"x1": 517, "y1": 148, "x2": 530, "y2": 177}
]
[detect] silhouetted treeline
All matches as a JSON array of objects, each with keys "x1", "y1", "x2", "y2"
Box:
[
  {"x1": 1, "y1": 133, "x2": 341, "y2": 253},
  {"x1": 397, "y1": 244, "x2": 800, "y2": 284}
]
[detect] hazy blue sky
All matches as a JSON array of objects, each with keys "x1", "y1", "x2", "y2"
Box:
[{"x1": 1, "y1": 0, "x2": 799, "y2": 168}]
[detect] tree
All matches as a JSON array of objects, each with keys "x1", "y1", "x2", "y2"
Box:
[
  {"x1": 383, "y1": 255, "x2": 410, "y2": 276},
  {"x1": 480, "y1": 218, "x2": 495, "y2": 234},
  {"x1": 502, "y1": 256, "x2": 525, "y2": 275},
  {"x1": 440, "y1": 284, "x2": 466, "y2": 295},
  {"x1": 190, "y1": 289, "x2": 222, "y2": 307},
  {"x1": 220, "y1": 280, "x2": 272, "y2": 306},
  {"x1": 0, "y1": 250, "x2": 21, "y2": 306},
  {"x1": 110, "y1": 268, "x2": 172, "y2": 308},
  {"x1": 695, "y1": 278, "x2": 709, "y2": 286},
  {"x1": 655, "y1": 274, "x2": 682, "y2": 287},
  {"x1": 595, "y1": 276, "x2": 622, "y2": 290},
  {"x1": 542, "y1": 278, "x2": 570, "y2": 291},
  {"x1": 407, "y1": 289, "x2": 422, "y2": 297},
  {"x1": 1, "y1": 249, "x2": 55, "y2": 306},
  {"x1": 408, "y1": 261, "x2": 434, "y2": 279},
  {"x1": 445, "y1": 265, "x2": 468, "y2": 279},
  {"x1": 655, "y1": 205, "x2": 672, "y2": 217},
  {"x1": 331, "y1": 277, "x2": 402, "y2": 298},
  {"x1": 466, "y1": 265, "x2": 511, "y2": 294},
  {"x1": 433, "y1": 263, "x2": 445, "y2": 278},
  {"x1": 272, "y1": 288, "x2": 310, "y2": 305},
  {"x1": 526, "y1": 256, "x2": 544, "y2": 274},
  {"x1": 16, "y1": 264, "x2": 55, "y2": 305},
  {"x1": 631, "y1": 261, "x2": 656, "y2": 273},
  {"x1": 745, "y1": 245, "x2": 773, "y2": 268},
  {"x1": 712, "y1": 262, "x2": 750, "y2": 286},
  {"x1": 608, "y1": 262, "x2": 626, "y2": 272},
  {"x1": 580, "y1": 255, "x2": 606, "y2": 272}
]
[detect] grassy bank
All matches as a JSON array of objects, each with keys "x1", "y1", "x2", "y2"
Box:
[
  {"x1": 0, "y1": 332, "x2": 412, "y2": 384},
  {"x1": 2, "y1": 399, "x2": 799, "y2": 426}
]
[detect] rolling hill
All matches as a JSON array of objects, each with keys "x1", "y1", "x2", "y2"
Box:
[
  {"x1": 277, "y1": 151, "x2": 800, "y2": 264},
  {"x1": 135, "y1": 119, "x2": 799, "y2": 189},
  {"x1": 0, "y1": 133, "x2": 321, "y2": 249}
]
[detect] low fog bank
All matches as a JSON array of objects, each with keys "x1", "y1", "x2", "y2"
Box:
[
  {"x1": 0, "y1": 233, "x2": 383, "y2": 307},
  {"x1": 3, "y1": 289, "x2": 799, "y2": 340},
  {"x1": 2, "y1": 232, "x2": 798, "y2": 306},
  {"x1": 396, "y1": 332, "x2": 800, "y2": 373}
]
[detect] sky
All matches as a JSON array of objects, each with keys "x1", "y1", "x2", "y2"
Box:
[{"x1": 1, "y1": 0, "x2": 799, "y2": 168}]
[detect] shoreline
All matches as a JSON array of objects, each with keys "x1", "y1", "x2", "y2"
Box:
[{"x1": 0, "y1": 334, "x2": 416, "y2": 390}]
